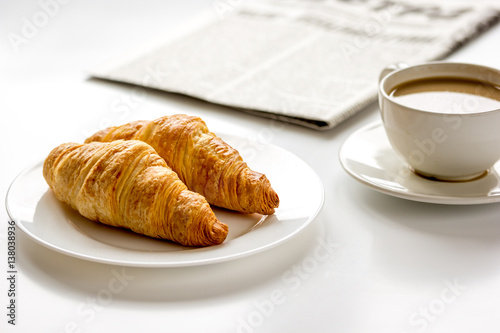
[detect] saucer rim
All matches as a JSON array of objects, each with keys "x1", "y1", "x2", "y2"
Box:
[{"x1": 339, "y1": 121, "x2": 500, "y2": 205}]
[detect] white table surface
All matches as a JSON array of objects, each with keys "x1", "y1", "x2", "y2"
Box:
[{"x1": 2, "y1": 1, "x2": 500, "y2": 332}]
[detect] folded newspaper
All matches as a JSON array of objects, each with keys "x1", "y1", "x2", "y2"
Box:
[{"x1": 90, "y1": 0, "x2": 500, "y2": 130}]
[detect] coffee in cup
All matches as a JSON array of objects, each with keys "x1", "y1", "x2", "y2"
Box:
[{"x1": 389, "y1": 77, "x2": 500, "y2": 114}]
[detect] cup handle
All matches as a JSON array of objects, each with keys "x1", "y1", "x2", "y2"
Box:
[{"x1": 379, "y1": 62, "x2": 409, "y2": 82}]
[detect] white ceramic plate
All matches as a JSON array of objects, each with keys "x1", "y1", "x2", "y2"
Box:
[
  {"x1": 339, "y1": 122, "x2": 500, "y2": 205},
  {"x1": 6, "y1": 134, "x2": 323, "y2": 267}
]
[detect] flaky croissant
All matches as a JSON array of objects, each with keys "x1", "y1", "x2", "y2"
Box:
[
  {"x1": 85, "y1": 114, "x2": 279, "y2": 215},
  {"x1": 43, "y1": 140, "x2": 228, "y2": 246}
]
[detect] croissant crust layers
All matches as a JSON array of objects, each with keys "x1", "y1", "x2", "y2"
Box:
[
  {"x1": 85, "y1": 114, "x2": 280, "y2": 215},
  {"x1": 43, "y1": 140, "x2": 228, "y2": 246}
]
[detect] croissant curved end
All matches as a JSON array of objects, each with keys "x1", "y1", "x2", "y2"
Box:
[
  {"x1": 253, "y1": 174, "x2": 280, "y2": 215},
  {"x1": 209, "y1": 221, "x2": 229, "y2": 245},
  {"x1": 262, "y1": 187, "x2": 280, "y2": 215}
]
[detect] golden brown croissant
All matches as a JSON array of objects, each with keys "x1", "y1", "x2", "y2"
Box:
[
  {"x1": 85, "y1": 114, "x2": 279, "y2": 215},
  {"x1": 43, "y1": 140, "x2": 228, "y2": 246}
]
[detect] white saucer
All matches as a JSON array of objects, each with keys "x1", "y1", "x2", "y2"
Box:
[{"x1": 339, "y1": 122, "x2": 500, "y2": 205}]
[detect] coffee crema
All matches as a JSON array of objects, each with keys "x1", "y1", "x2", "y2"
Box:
[{"x1": 389, "y1": 77, "x2": 500, "y2": 113}]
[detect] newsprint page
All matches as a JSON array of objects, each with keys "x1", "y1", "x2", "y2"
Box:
[{"x1": 91, "y1": 0, "x2": 500, "y2": 129}]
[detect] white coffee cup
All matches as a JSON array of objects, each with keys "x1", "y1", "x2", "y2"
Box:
[{"x1": 378, "y1": 62, "x2": 500, "y2": 181}]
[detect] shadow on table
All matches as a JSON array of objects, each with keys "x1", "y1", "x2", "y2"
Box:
[
  {"x1": 16, "y1": 210, "x2": 321, "y2": 304},
  {"x1": 338, "y1": 177, "x2": 500, "y2": 283}
]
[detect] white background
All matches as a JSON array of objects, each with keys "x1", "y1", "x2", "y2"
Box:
[{"x1": 2, "y1": 1, "x2": 500, "y2": 332}]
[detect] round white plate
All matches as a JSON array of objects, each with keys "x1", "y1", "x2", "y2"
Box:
[
  {"x1": 339, "y1": 122, "x2": 500, "y2": 205},
  {"x1": 6, "y1": 134, "x2": 323, "y2": 267}
]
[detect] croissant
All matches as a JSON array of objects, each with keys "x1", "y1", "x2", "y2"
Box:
[
  {"x1": 85, "y1": 114, "x2": 279, "y2": 215},
  {"x1": 43, "y1": 140, "x2": 228, "y2": 246}
]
